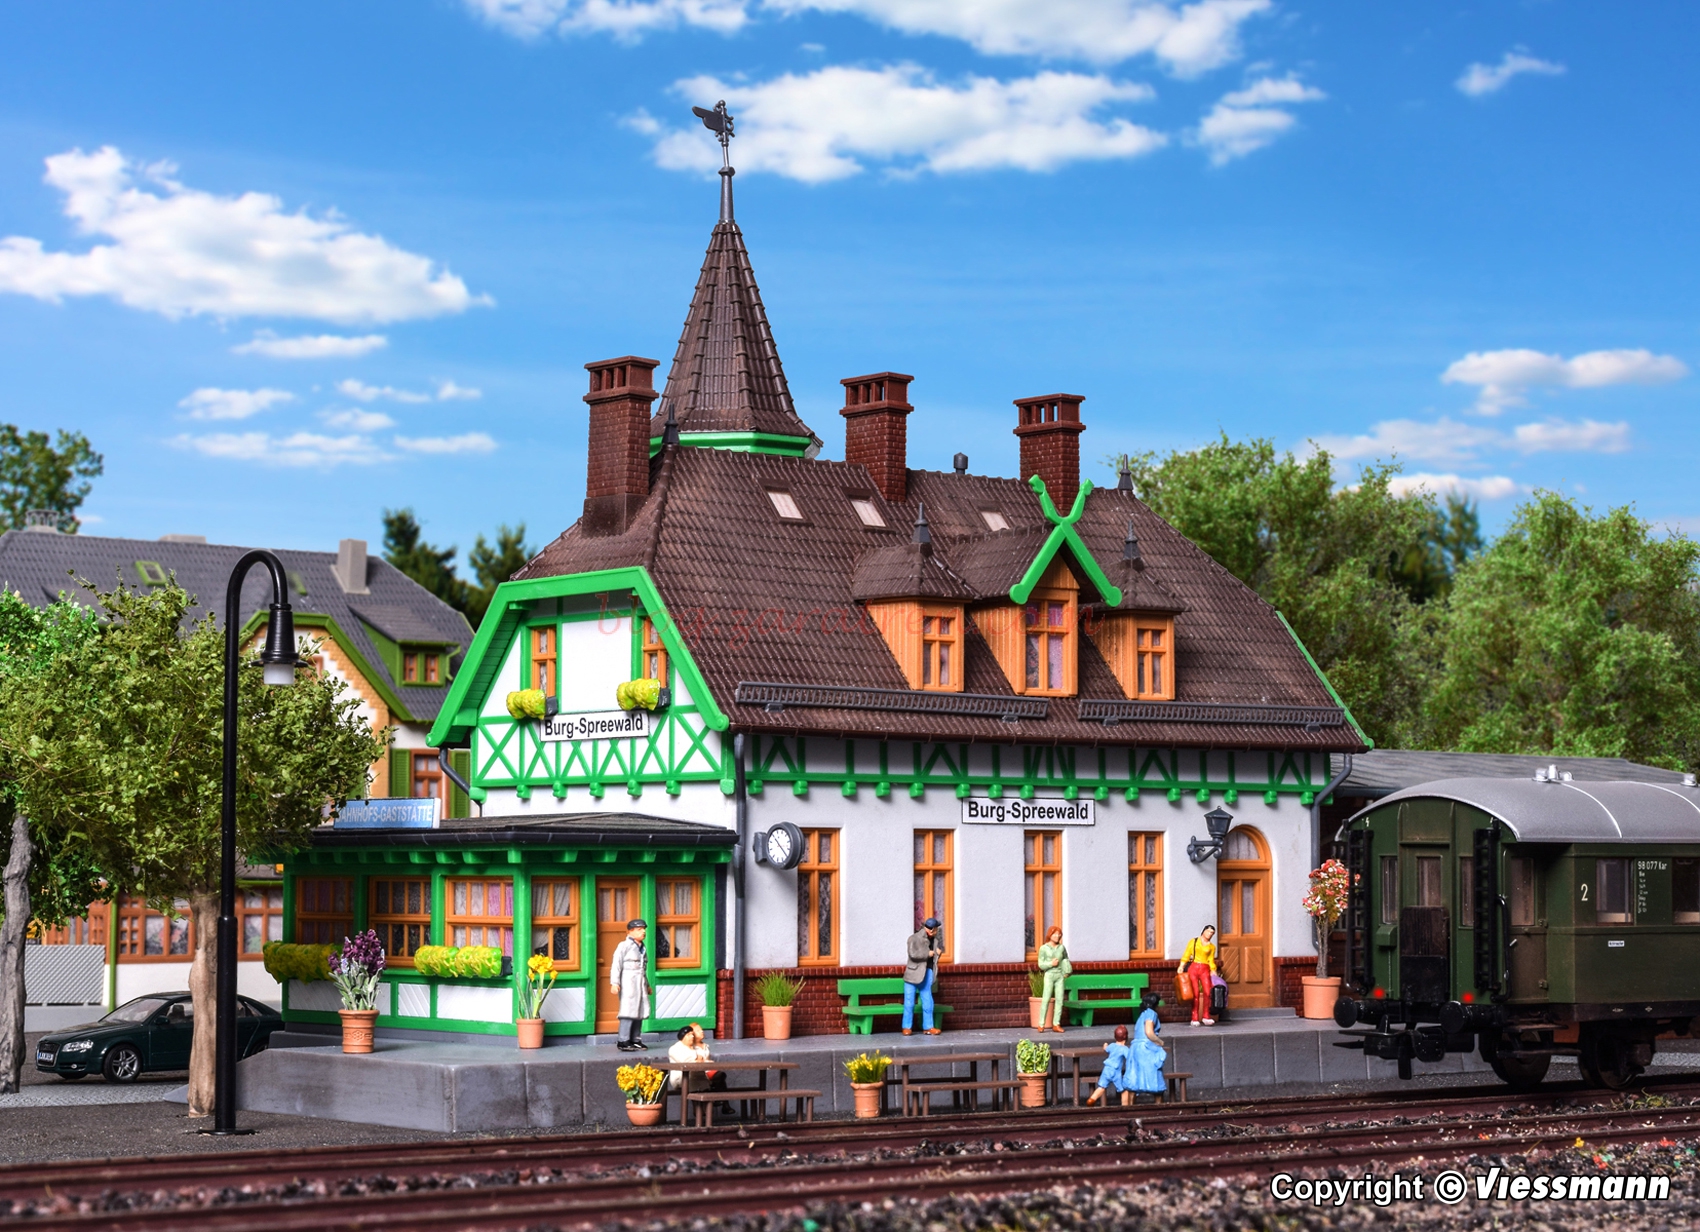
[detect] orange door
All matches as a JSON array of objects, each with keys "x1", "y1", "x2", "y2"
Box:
[
  {"x1": 1216, "y1": 828, "x2": 1272, "y2": 1008},
  {"x1": 595, "y1": 878, "x2": 643, "y2": 1032}
]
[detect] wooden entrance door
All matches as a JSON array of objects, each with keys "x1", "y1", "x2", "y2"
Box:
[
  {"x1": 1217, "y1": 827, "x2": 1273, "y2": 1008},
  {"x1": 595, "y1": 878, "x2": 643, "y2": 1033}
]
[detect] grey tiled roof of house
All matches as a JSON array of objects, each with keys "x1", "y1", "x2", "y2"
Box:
[
  {"x1": 1334, "y1": 749, "x2": 1687, "y2": 798},
  {"x1": 0, "y1": 530, "x2": 472, "y2": 724}
]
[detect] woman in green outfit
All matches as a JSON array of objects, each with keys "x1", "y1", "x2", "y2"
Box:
[{"x1": 1037, "y1": 926, "x2": 1071, "y2": 1032}]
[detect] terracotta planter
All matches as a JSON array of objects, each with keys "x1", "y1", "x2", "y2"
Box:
[
  {"x1": 516, "y1": 1017, "x2": 544, "y2": 1049},
  {"x1": 338, "y1": 1008, "x2": 378, "y2": 1054},
  {"x1": 1029, "y1": 997, "x2": 1045, "y2": 1030},
  {"x1": 1017, "y1": 1071, "x2": 1048, "y2": 1108},
  {"x1": 762, "y1": 1004, "x2": 793, "y2": 1040},
  {"x1": 625, "y1": 1101, "x2": 664, "y2": 1127},
  {"x1": 1301, "y1": 975, "x2": 1343, "y2": 1020},
  {"x1": 850, "y1": 1080, "x2": 884, "y2": 1119}
]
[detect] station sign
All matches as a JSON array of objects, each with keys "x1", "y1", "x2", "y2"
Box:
[
  {"x1": 540, "y1": 708, "x2": 655, "y2": 743},
  {"x1": 333, "y1": 797, "x2": 441, "y2": 829},
  {"x1": 960, "y1": 796, "x2": 1095, "y2": 826}
]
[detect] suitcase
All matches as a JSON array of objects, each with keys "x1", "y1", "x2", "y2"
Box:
[{"x1": 1210, "y1": 981, "x2": 1228, "y2": 1021}]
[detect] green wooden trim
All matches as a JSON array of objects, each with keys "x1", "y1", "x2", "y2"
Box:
[
  {"x1": 648, "y1": 431, "x2": 813, "y2": 457},
  {"x1": 429, "y1": 567, "x2": 729, "y2": 748},
  {"x1": 240, "y1": 610, "x2": 421, "y2": 723},
  {"x1": 1274, "y1": 611, "x2": 1374, "y2": 750},
  {"x1": 1009, "y1": 477, "x2": 1123, "y2": 606}
]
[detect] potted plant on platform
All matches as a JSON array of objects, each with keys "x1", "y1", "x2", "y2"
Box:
[
  {"x1": 844, "y1": 1050, "x2": 891, "y2": 1118},
  {"x1": 1301, "y1": 858, "x2": 1353, "y2": 1019},
  {"x1": 331, "y1": 930, "x2": 385, "y2": 1053},
  {"x1": 1027, "y1": 969, "x2": 1046, "y2": 1030},
  {"x1": 1016, "y1": 1038, "x2": 1051, "y2": 1108},
  {"x1": 616, "y1": 1062, "x2": 667, "y2": 1126},
  {"x1": 516, "y1": 953, "x2": 558, "y2": 1048},
  {"x1": 757, "y1": 972, "x2": 803, "y2": 1040}
]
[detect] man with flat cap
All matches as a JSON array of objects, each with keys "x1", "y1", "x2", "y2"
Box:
[
  {"x1": 903, "y1": 916, "x2": 944, "y2": 1035},
  {"x1": 610, "y1": 918, "x2": 652, "y2": 1051}
]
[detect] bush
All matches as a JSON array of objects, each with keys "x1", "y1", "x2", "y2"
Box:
[
  {"x1": 505, "y1": 689, "x2": 546, "y2": 720},
  {"x1": 844, "y1": 1051, "x2": 891, "y2": 1084},
  {"x1": 262, "y1": 941, "x2": 338, "y2": 983},
  {"x1": 1028, "y1": 968, "x2": 1045, "y2": 998},
  {"x1": 1016, "y1": 1038, "x2": 1051, "y2": 1075},
  {"x1": 756, "y1": 971, "x2": 802, "y2": 1007},
  {"x1": 414, "y1": 944, "x2": 503, "y2": 978}
]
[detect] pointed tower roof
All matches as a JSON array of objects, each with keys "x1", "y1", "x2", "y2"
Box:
[{"x1": 651, "y1": 102, "x2": 815, "y2": 455}]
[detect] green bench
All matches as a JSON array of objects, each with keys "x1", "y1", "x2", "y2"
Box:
[
  {"x1": 1061, "y1": 972, "x2": 1150, "y2": 1027},
  {"x1": 838, "y1": 978, "x2": 954, "y2": 1035}
]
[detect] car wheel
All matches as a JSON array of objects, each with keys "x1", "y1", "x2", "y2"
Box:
[{"x1": 103, "y1": 1044, "x2": 142, "y2": 1084}]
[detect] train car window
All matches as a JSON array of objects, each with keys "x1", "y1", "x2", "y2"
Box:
[
  {"x1": 1509, "y1": 857, "x2": 1536, "y2": 927},
  {"x1": 1458, "y1": 856, "x2": 1475, "y2": 928},
  {"x1": 1595, "y1": 858, "x2": 1631, "y2": 924},
  {"x1": 1674, "y1": 859, "x2": 1700, "y2": 924},
  {"x1": 1416, "y1": 856, "x2": 1442, "y2": 908},
  {"x1": 1379, "y1": 856, "x2": 1397, "y2": 925}
]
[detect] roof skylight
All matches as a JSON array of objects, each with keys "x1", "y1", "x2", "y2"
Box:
[
  {"x1": 766, "y1": 489, "x2": 804, "y2": 520},
  {"x1": 980, "y1": 510, "x2": 1010, "y2": 532},
  {"x1": 850, "y1": 498, "x2": 885, "y2": 528}
]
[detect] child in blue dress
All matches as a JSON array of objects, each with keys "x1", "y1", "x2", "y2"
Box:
[
  {"x1": 1085, "y1": 1024, "x2": 1132, "y2": 1105},
  {"x1": 1128, "y1": 990, "x2": 1168, "y2": 1100}
]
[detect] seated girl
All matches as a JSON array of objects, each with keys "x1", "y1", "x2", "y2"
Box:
[{"x1": 1086, "y1": 1024, "x2": 1133, "y2": 1106}]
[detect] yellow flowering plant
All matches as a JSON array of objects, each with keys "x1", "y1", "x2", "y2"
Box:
[
  {"x1": 616, "y1": 1062, "x2": 666, "y2": 1105},
  {"x1": 517, "y1": 953, "x2": 558, "y2": 1020}
]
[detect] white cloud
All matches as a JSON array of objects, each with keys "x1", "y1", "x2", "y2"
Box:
[
  {"x1": 1195, "y1": 74, "x2": 1325, "y2": 164},
  {"x1": 435, "y1": 379, "x2": 483, "y2": 400},
  {"x1": 1510, "y1": 418, "x2": 1631, "y2": 454},
  {"x1": 465, "y1": 0, "x2": 749, "y2": 38},
  {"x1": 231, "y1": 331, "x2": 389, "y2": 359},
  {"x1": 395, "y1": 432, "x2": 499, "y2": 455},
  {"x1": 320, "y1": 408, "x2": 397, "y2": 431},
  {"x1": 0, "y1": 147, "x2": 488, "y2": 324},
  {"x1": 177, "y1": 386, "x2": 295, "y2": 421},
  {"x1": 170, "y1": 431, "x2": 392, "y2": 467},
  {"x1": 1457, "y1": 50, "x2": 1565, "y2": 98},
  {"x1": 1310, "y1": 417, "x2": 1501, "y2": 466},
  {"x1": 337, "y1": 378, "x2": 432, "y2": 404},
  {"x1": 1388, "y1": 473, "x2": 1525, "y2": 502},
  {"x1": 649, "y1": 67, "x2": 1163, "y2": 182},
  {"x1": 1442, "y1": 347, "x2": 1688, "y2": 414}
]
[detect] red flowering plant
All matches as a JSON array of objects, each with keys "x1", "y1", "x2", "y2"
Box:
[{"x1": 1301, "y1": 859, "x2": 1353, "y2": 979}]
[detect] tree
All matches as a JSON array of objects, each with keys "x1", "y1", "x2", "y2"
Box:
[
  {"x1": 464, "y1": 523, "x2": 534, "y2": 629},
  {"x1": 382, "y1": 508, "x2": 468, "y2": 611},
  {"x1": 0, "y1": 581, "x2": 387, "y2": 1112},
  {"x1": 1120, "y1": 435, "x2": 1437, "y2": 747},
  {"x1": 1423, "y1": 492, "x2": 1700, "y2": 769},
  {"x1": 0, "y1": 591, "x2": 100, "y2": 1093},
  {"x1": 0, "y1": 426, "x2": 103, "y2": 533},
  {"x1": 1391, "y1": 493, "x2": 1485, "y2": 605}
]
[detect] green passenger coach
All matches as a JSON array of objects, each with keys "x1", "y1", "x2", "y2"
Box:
[{"x1": 1334, "y1": 774, "x2": 1700, "y2": 1089}]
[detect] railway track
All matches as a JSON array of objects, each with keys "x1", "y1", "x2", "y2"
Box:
[{"x1": 6, "y1": 1079, "x2": 1699, "y2": 1230}]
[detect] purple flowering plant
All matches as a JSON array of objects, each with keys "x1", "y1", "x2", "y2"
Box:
[{"x1": 332, "y1": 929, "x2": 386, "y2": 1011}]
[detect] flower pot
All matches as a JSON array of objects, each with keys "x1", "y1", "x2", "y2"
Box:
[
  {"x1": 762, "y1": 1004, "x2": 793, "y2": 1040},
  {"x1": 1018, "y1": 1071, "x2": 1048, "y2": 1108},
  {"x1": 338, "y1": 1008, "x2": 379, "y2": 1054},
  {"x1": 1029, "y1": 997, "x2": 1045, "y2": 1030},
  {"x1": 850, "y1": 1080, "x2": 883, "y2": 1119},
  {"x1": 1301, "y1": 975, "x2": 1343, "y2": 1020},
  {"x1": 516, "y1": 1017, "x2": 544, "y2": 1049},
  {"x1": 625, "y1": 1101, "x2": 664, "y2": 1127}
]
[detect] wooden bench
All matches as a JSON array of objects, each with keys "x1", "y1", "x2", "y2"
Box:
[
  {"x1": 905, "y1": 1079, "x2": 1023, "y2": 1116},
  {"x1": 838, "y1": 978, "x2": 954, "y2": 1035},
  {"x1": 1060, "y1": 972, "x2": 1150, "y2": 1027},
  {"x1": 684, "y1": 1088, "x2": 820, "y2": 1126}
]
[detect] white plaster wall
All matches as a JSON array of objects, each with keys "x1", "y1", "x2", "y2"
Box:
[
  {"x1": 556, "y1": 613, "x2": 634, "y2": 713},
  {"x1": 481, "y1": 780, "x2": 735, "y2": 827},
  {"x1": 113, "y1": 962, "x2": 283, "y2": 1009},
  {"x1": 390, "y1": 721, "x2": 437, "y2": 751}
]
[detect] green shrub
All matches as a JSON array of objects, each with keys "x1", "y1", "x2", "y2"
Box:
[
  {"x1": 1016, "y1": 1038, "x2": 1051, "y2": 1075},
  {"x1": 505, "y1": 689, "x2": 546, "y2": 720},
  {"x1": 844, "y1": 1051, "x2": 891, "y2": 1084},
  {"x1": 756, "y1": 971, "x2": 802, "y2": 1007},
  {"x1": 262, "y1": 941, "x2": 338, "y2": 983},
  {"x1": 1028, "y1": 968, "x2": 1045, "y2": 998},
  {"x1": 414, "y1": 944, "x2": 503, "y2": 978}
]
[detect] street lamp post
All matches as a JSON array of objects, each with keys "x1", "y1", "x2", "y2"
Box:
[{"x1": 213, "y1": 550, "x2": 299, "y2": 1135}]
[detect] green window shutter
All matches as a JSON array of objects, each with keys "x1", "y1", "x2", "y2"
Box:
[
  {"x1": 389, "y1": 750, "x2": 412, "y2": 798},
  {"x1": 448, "y1": 749, "x2": 470, "y2": 818}
]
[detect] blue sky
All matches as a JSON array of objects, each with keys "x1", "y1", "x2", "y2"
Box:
[{"x1": 1, "y1": 1, "x2": 1696, "y2": 560}]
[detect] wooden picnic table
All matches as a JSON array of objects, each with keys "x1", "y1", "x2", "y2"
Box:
[
  {"x1": 652, "y1": 1059, "x2": 801, "y2": 1126},
  {"x1": 895, "y1": 1050, "x2": 1012, "y2": 1116}
]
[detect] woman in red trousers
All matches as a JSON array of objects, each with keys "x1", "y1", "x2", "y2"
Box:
[{"x1": 1177, "y1": 924, "x2": 1220, "y2": 1026}]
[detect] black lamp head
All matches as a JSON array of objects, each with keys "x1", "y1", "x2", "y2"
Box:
[
  {"x1": 260, "y1": 601, "x2": 297, "y2": 686},
  {"x1": 1203, "y1": 806, "x2": 1234, "y2": 841}
]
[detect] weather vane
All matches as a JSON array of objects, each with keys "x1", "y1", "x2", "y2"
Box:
[{"x1": 691, "y1": 100, "x2": 737, "y2": 222}]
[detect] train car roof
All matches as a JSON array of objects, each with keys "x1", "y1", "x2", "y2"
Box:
[{"x1": 1349, "y1": 777, "x2": 1700, "y2": 842}]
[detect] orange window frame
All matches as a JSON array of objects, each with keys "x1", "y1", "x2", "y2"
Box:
[
  {"x1": 114, "y1": 896, "x2": 194, "y2": 961},
  {"x1": 530, "y1": 878, "x2": 581, "y2": 971},
  {"x1": 531, "y1": 625, "x2": 556, "y2": 694},
  {"x1": 913, "y1": 830, "x2": 953, "y2": 963},
  {"x1": 641, "y1": 617, "x2": 668, "y2": 686},
  {"x1": 918, "y1": 608, "x2": 963, "y2": 691},
  {"x1": 239, "y1": 885, "x2": 285, "y2": 959},
  {"x1": 371, "y1": 877, "x2": 432, "y2": 965},
  {"x1": 1128, "y1": 833, "x2": 1163, "y2": 957},
  {"x1": 1021, "y1": 589, "x2": 1076, "y2": 696},
  {"x1": 445, "y1": 878, "x2": 515, "y2": 955},
  {"x1": 655, "y1": 878, "x2": 702, "y2": 968},
  {"x1": 1132, "y1": 618, "x2": 1173, "y2": 700},
  {"x1": 411, "y1": 751, "x2": 444, "y2": 801},
  {"x1": 797, "y1": 828, "x2": 840, "y2": 967},
  {"x1": 1024, "y1": 830, "x2": 1062, "y2": 960},
  {"x1": 295, "y1": 876, "x2": 354, "y2": 945}
]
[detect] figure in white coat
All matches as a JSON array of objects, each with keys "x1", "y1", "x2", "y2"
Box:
[{"x1": 610, "y1": 918, "x2": 652, "y2": 1051}]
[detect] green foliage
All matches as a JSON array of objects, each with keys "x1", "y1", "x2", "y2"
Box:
[
  {"x1": 414, "y1": 944, "x2": 503, "y2": 978},
  {"x1": 383, "y1": 509, "x2": 533, "y2": 631},
  {"x1": 1028, "y1": 968, "x2": 1045, "y2": 998},
  {"x1": 616, "y1": 679, "x2": 663, "y2": 711},
  {"x1": 506, "y1": 689, "x2": 546, "y2": 719},
  {"x1": 843, "y1": 1050, "x2": 891, "y2": 1083},
  {"x1": 1422, "y1": 492, "x2": 1700, "y2": 769},
  {"x1": 756, "y1": 971, "x2": 803, "y2": 1007},
  {"x1": 0, "y1": 426, "x2": 103, "y2": 534},
  {"x1": 1391, "y1": 493, "x2": 1485, "y2": 604},
  {"x1": 261, "y1": 941, "x2": 339, "y2": 983},
  {"x1": 1016, "y1": 1038, "x2": 1052, "y2": 1074},
  {"x1": 465, "y1": 523, "x2": 534, "y2": 629}
]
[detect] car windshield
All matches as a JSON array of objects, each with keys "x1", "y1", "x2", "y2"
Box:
[{"x1": 103, "y1": 997, "x2": 170, "y2": 1023}]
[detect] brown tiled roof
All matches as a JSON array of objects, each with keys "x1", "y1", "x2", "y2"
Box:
[
  {"x1": 850, "y1": 541, "x2": 976, "y2": 602},
  {"x1": 1097, "y1": 556, "x2": 1186, "y2": 614},
  {"x1": 648, "y1": 221, "x2": 814, "y2": 443},
  {"x1": 515, "y1": 446, "x2": 1365, "y2": 751}
]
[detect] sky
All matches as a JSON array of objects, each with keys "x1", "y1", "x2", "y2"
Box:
[{"x1": 1, "y1": 1, "x2": 1696, "y2": 560}]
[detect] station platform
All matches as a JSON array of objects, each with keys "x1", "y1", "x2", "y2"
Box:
[{"x1": 201, "y1": 1008, "x2": 1506, "y2": 1133}]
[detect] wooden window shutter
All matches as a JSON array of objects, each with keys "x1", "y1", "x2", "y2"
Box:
[
  {"x1": 448, "y1": 749, "x2": 471, "y2": 818},
  {"x1": 388, "y1": 749, "x2": 411, "y2": 799}
]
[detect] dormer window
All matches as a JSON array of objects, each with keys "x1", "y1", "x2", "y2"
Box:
[
  {"x1": 864, "y1": 602, "x2": 966, "y2": 693},
  {"x1": 1023, "y1": 595, "x2": 1074, "y2": 694},
  {"x1": 920, "y1": 611, "x2": 960, "y2": 689},
  {"x1": 1089, "y1": 613, "x2": 1176, "y2": 701},
  {"x1": 766, "y1": 489, "x2": 804, "y2": 520},
  {"x1": 849, "y1": 497, "x2": 885, "y2": 528},
  {"x1": 402, "y1": 650, "x2": 442, "y2": 684},
  {"x1": 980, "y1": 510, "x2": 1010, "y2": 532}
]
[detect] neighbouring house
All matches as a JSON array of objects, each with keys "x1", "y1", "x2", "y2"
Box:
[
  {"x1": 10, "y1": 525, "x2": 472, "y2": 1023},
  {"x1": 274, "y1": 154, "x2": 1375, "y2": 1045}
]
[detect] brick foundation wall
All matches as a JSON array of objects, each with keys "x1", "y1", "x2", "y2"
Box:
[{"x1": 714, "y1": 957, "x2": 1311, "y2": 1037}]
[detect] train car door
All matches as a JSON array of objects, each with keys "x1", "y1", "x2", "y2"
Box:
[
  {"x1": 1506, "y1": 854, "x2": 1546, "y2": 1000},
  {"x1": 1400, "y1": 847, "x2": 1449, "y2": 1003},
  {"x1": 1217, "y1": 827, "x2": 1272, "y2": 1008},
  {"x1": 595, "y1": 878, "x2": 643, "y2": 1033}
]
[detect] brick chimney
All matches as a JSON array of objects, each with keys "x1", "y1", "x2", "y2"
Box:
[
  {"x1": 1013, "y1": 393, "x2": 1086, "y2": 510},
  {"x1": 840, "y1": 372, "x2": 913, "y2": 504},
  {"x1": 583, "y1": 356, "x2": 660, "y2": 535}
]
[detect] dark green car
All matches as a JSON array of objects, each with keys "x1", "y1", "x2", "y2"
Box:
[{"x1": 34, "y1": 992, "x2": 282, "y2": 1082}]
